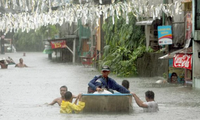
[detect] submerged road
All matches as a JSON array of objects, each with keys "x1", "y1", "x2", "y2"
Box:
[{"x1": 0, "y1": 52, "x2": 200, "y2": 120}]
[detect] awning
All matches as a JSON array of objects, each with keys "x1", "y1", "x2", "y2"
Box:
[
  {"x1": 159, "y1": 38, "x2": 192, "y2": 59},
  {"x1": 135, "y1": 19, "x2": 154, "y2": 26},
  {"x1": 159, "y1": 47, "x2": 193, "y2": 59}
]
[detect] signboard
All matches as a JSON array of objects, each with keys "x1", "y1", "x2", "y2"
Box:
[
  {"x1": 50, "y1": 40, "x2": 66, "y2": 49},
  {"x1": 173, "y1": 54, "x2": 192, "y2": 70},
  {"x1": 158, "y1": 26, "x2": 172, "y2": 45}
]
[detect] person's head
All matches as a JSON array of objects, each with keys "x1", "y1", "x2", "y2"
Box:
[
  {"x1": 19, "y1": 58, "x2": 23, "y2": 63},
  {"x1": 171, "y1": 72, "x2": 178, "y2": 83},
  {"x1": 60, "y1": 86, "x2": 68, "y2": 97},
  {"x1": 101, "y1": 66, "x2": 110, "y2": 78},
  {"x1": 64, "y1": 91, "x2": 73, "y2": 102},
  {"x1": 122, "y1": 80, "x2": 129, "y2": 90},
  {"x1": 145, "y1": 90, "x2": 155, "y2": 101}
]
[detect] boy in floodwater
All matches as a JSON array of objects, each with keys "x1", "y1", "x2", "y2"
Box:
[
  {"x1": 122, "y1": 80, "x2": 129, "y2": 90},
  {"x1": 60, "y1": 91, "x2": 85, "y2": 114}
]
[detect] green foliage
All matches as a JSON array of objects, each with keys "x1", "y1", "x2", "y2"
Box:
[
  {"x1": 163, "y1": 72, "x2": 167, "y2": 79},
  {"x1": 101, "y1": 12, "x2": 151, "y2": 77},
  {"x1": 39, "y1": 25, "x2": 59, "y2": 39},
  {"x1": 13, "y1": 25, "x2": 59, "y2": 51}
]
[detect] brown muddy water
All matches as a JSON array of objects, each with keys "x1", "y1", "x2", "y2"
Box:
[{"x1": 0, "y1": 52, "x2": 200, "y2": 120}]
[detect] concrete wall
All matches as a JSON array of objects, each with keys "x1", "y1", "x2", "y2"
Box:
[
  {"x1": 136, "y1": 53, "x2": 168, "y2": 77},
  {"x1": 194, "y1": 78, "x2": 200, "y2": 89},
  {"x1": 193, "y1": 1, "x2": 200, "y2": 88},
  {"x1": 192, "y1": 41, "x2": 200, "y2": 88}
]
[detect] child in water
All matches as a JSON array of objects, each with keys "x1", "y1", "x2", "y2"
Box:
[
  {"x1": 60, "y1": 91, "x2": 85, "y2": 113},
  {"x1": 122, "y1": 80, "x2": 129, "y2": 90}
]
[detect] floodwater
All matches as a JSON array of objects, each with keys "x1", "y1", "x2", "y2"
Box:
[{"x1": 0, "y1": 52, "x2": 200, "y2": 120}]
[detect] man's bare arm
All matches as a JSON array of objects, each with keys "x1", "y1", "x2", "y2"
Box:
[
  {"x1": 74, "y1": 94, "x2": 82, "y2": 104},
  {"x1": 48, "y1": 98, "x2": 58, "y2": 105},
  {"x1": 72, "y1": 94, "x2": 77, "y2": 98},
  {"x1": 15, "y1": 64, "x2": 19, "y2": 67},
  {"x1": 132, "y1": 93, "x2": 148, "y2": 108}
]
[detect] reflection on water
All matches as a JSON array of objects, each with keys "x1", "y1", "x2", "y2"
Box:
[{"x1": 0, "y1": 52, "x2": 200, "y2": 120}]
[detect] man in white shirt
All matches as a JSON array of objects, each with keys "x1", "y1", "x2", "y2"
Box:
[{"x1": 131, "y1": 90, "x2": 159, "y2": 112}]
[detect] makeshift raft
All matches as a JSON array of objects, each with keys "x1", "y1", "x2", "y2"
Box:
[{"x1": 81, "y1": 93, "x2": 133, "y2": 113}]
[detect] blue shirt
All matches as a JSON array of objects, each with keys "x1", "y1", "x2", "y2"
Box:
[{"x1": 88, "y1": 75, "x2": 130, "y2": 93}]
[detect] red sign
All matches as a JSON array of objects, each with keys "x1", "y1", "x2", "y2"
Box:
[
  {"x1": 50, "y1": 40, "x2": 66, "y2": 49},
  {"x1": 173, "y1": 54, "x2": 192, "y2": 70}
]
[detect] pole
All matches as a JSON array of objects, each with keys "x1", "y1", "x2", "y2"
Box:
[
  {"x1": 73, "y1": 39, "x2": 76, "y2": 63},
  {"x1": 1, "y1": 35, "x2": 5, "y2": 54},
  {"x1": 162, "y1": 0, "x2": 166, "y2": 25}
]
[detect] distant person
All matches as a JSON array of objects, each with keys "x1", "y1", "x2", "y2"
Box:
[
  {"x1": 0, "y1": 60, "x2": 8, "y2": 69},
  {"x1": 0, "y1": 57, "x2": 16, "y2": 69},
  {"x1": 122, "y1": 80, "x2": 129, "y2": 90},
  {"x1": 88, "y1": 66, "x2": 130, "y2": 93},
  {"x1": 131, "y1": 90, "x2": 159, "y2": 112},
  {"x1": 170, "y1": 72, "x2": 178, "y2": 83},
  {"x1": 15, "y1": 58, "x2": 27, "y2": 67},
  {"x1": 49, "y1": 85, "x2": 76, "y2": 106},
  {"x1": 60, "y1": 91, "x2": 85, "y2": 114}
]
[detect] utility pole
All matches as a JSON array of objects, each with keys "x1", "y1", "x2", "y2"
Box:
[{"x1": 1, "y1": 35, "x2": 5, "y2": 54}]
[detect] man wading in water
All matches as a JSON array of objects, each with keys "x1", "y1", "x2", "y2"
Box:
[
  {"x1": 15, "y1": 58, "x2": 28, "y2": 67},
  {"x1": 49, "y1": 86, "x2": 76, "y2": 106}
]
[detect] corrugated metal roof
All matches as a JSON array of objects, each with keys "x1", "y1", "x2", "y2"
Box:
[
  {"x1": 135, "y1": 20, "x2": 154, "y2": 26},
  {"x1": 159, "y1": 47, "x2": 193, "y2": 59}
]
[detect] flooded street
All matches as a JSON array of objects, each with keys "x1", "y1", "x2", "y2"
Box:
[{"x1": 0, "y1": 52, "x2": 200, "y2": 120}]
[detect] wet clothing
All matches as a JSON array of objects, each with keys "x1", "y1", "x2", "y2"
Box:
[
  {"x1": 88, "y1": 75, "x2": 130, "y2": 93},
  {"x1": 60, "y1": 101, "x2": 85, "y2": 114},
  {"x1": 143, "y1": 101, "x2": 159, "y2": 112}
]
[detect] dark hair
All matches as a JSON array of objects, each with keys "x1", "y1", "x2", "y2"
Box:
[
  {"x1": 171, "y1": 72, "x2": 177, "y2": 77},
  {"x1": 60, "y1": 85, "x2": 68, "y2": 91},
  {"x1": 145, "y1": 90, "x2": 155, "y2": 99},
  {"x1": 122, "y1": 80, "x2": 129, "y2": 89},
  {"x1": 64, "y1": 91, "x2": 72, "y2": 100}
]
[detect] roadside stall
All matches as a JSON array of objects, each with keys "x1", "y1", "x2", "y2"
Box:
[
  {"x1": 159, "y1": 45, "x2": 192, "y2": 85},
  {"x1": 44, "y1": 35, "x2": 78, "y2": 63},
  {"x1": 159, "y1": 0, "x2": 193, "y2": 85}
]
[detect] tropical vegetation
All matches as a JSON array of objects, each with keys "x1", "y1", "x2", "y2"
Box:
[
  {"x1": 13, "y1": 25, "x2": 59, "y2": 51},
  {"x1": 101, "y1": 12, "x2": 153, "y2": 77}
]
